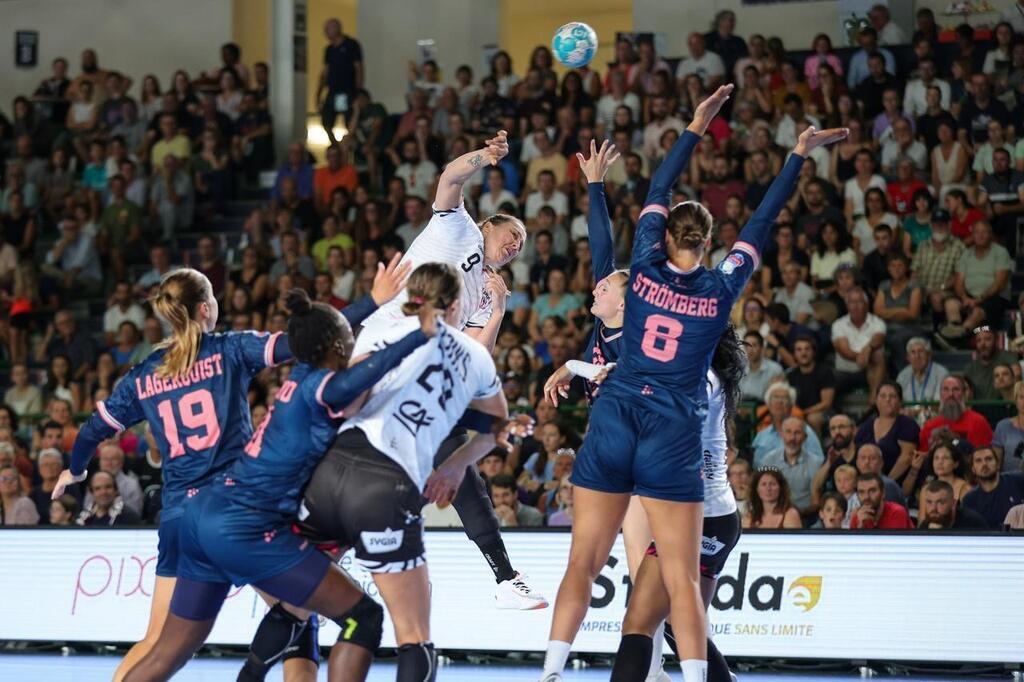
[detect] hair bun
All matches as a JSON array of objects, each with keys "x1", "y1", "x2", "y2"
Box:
[{"x1": 284, "y1": 288, "x2": 312, "y2": 316}]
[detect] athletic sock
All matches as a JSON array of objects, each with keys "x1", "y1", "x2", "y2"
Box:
[
  {"x1": 478, "y1": 536, "x2": 516, "y2": 583},
  {"x1": 645, "y1": 622, "x2": 666, "y2": 680},
  {"x1": 680, "y1": 659, "x2": 708, "y2": 682},
  {"x1": 542, "y1": 640, "x2": 572, "y2": 677},
  {"x1": 610, "y1": 634, "x2": 652, "y2": 681}
]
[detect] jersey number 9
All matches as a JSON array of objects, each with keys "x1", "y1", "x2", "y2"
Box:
[{"x1": 640, "y1": 314, "x2": 684, "y2": 362}]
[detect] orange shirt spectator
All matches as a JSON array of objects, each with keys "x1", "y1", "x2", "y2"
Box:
[{"x1": 314, "y1": 144, "x2": 358, "y2": 209}]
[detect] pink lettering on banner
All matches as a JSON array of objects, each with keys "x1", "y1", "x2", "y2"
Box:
[{"x1": 72, "y1": 551, "x2": 252, "y2": 616}]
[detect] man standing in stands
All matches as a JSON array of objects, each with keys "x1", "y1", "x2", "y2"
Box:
[
  {"x1": 318, "y1": 18, "x2": 363, "y2": 146},
  {"x1": 962, "y1": 447, "x2": 1024, "y2": 529}
]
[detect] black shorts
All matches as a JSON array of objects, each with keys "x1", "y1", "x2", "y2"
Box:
[
  {"x1": 647, "y1": 510, "x2": 742, "y2": 580},
  {"x1": 298, "y1": 428, "x2": 426, "y2": 574}
]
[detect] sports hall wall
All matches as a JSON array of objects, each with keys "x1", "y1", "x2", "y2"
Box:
[{"x1": 0, "y1": 0, "x2": 233, "y2": 107}]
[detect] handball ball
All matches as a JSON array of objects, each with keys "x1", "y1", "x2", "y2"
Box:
[{"x1": 552, "y1": 22, "x2": 598, "y2": 68}]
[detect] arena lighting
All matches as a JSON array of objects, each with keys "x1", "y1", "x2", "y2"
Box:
[{"x1": 306, "y1": 118, "x2": 347, "y2": 147}]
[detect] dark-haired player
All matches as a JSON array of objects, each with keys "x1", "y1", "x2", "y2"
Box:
[{"x1": 120, "y1": 283, "x2": 434, "y2": 681}]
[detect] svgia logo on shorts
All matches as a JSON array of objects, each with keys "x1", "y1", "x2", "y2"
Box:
[{"x1": 361, "y1": 528, "x2": 404, "y2": 554}]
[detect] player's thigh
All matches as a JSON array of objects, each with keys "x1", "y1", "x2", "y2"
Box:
[
  {"x1": 638, "y1": 496, "x2": 704, "y2": 586},
  {"x1": 621, "y1": 495, "x2": 652, "y2": 580},
  {"x1": 621, "y1": 554, "x2": 671, "y2": 636},
  {"x1": 141, "y1": 575, "x2": 177, "y2": 640},
  {"x1": 565, "y1": 487, "x2": 630, "y2": 576},
  {"x1": 299, "y1": 562, "x2": 366, "y2": 619},
  {"x1": 372, "y1": 564, "x2": 431, "y2": 645}
]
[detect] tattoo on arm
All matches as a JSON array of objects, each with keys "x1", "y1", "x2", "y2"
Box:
[{"x1": 469, "y1": 154, "x2": 483, "y2": 168}]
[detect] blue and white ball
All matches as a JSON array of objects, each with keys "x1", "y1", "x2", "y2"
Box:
[{"x1": 552, "y1": 22, "x2": 598, "y2": 69}]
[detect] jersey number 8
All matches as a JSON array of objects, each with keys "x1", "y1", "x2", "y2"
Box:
[{"x1": 640, "y1": 314, "x2": 684, "y2": 362}]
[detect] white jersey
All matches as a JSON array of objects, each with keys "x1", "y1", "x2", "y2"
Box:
[
  {"x1": 361, "y1": 202, "x2": 492, "y2": 331},
  {"x1": 341, "y1": 317, "x2": 502, "y2": 489},
  {"x1": 703, "y1": 369, "x2": 737, "y2": 518}
]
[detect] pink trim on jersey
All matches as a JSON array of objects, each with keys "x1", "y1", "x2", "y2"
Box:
[
  {"x1": 96, "y1": 401, "x2": 125, "y2": 433},
  {"x1": 733, "y1": 241, "x2": 760, "y2": 270},
  {"x1": 315, "y1": 371, "x2": 345, "y2": 420},
  {"x1": 639, "y1": 204, "x2": 669, "y2": 219},
  {"x1": 264, "y1": 332, "x2": 283, "y2": 368}
]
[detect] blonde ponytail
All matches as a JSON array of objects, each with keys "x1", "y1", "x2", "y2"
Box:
[
  {"x1": 151, "y1": 269, "x2": 212, "y2": 379},
  {"x1": 401, "y1": 263, "x2": 461, "y2": 316}
]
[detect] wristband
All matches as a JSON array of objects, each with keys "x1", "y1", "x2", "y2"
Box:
[{"x1": 565, "y1": 360, "x2": 615, "y2": 381}]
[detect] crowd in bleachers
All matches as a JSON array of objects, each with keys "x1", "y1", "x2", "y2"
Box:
[{"x1": 1, "y1": 6, "x2": 1024, "y2": 533}]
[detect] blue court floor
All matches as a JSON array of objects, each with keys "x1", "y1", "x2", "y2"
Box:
[{"x1": 0, "y1": 654, "x2": 1006, "y2": 680}]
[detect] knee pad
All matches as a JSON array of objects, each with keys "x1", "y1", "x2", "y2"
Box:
[
  {"x1": 332, "y1": 594, "x2": 383, "y2": 653},
  {"x1": 282, "y1": 614, "x2": 320, "y2": 665},
  {"x1": 238, "y1": 603, "x2": 309, "y2": 681},
  {"x1": 396, "y1": 641, "x2": 437, "y2": 682}
]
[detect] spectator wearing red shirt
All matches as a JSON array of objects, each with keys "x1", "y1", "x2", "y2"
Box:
[
  {"x1": 850, "y1": 473, "x2": 913, "y2": 529},
  {"x1": 919, "y1": 375, "x2": 993, "y2": 450},
  {"x1": 945, "y1": 189, "x2": 984, "y2": 243},
  {"x1": 886, "y1": 157, "x2": 927, "y2": 217},
  {"x1": 313, "y1": 143, "x2": 358, "y2": 212},
  {"x1": 700, "y1": 153, "x2": 744, "y2": 218}
]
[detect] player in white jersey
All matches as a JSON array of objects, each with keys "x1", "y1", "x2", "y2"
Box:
[
  {"x1": 299, "y1": 264, "x2": 512, "y2": 681},
  {"x1": 609, "y1": 325, "x2": 746, "y2": 682},
  {"x1": 362, "y1": 131, "x2": 547, "y2": 610}
]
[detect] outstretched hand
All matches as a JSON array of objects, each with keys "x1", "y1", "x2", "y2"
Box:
[
  {"x1": 793, "y1": 126, "x2": 849, "y2": 157},
  {"x1": 687, "y1": 84, "x2": 734, "y2": 136},
  {"x1": 370, "y1": 252, "x2": 413, "y2": 306},
  {"x1": 483, "y1": 130, "x2": 509, "y2": 166},
  {"x1": 576, "y1": 139, "x2": 621, "y2": 184}
]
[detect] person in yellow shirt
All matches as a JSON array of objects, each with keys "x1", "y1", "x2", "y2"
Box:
[
  {"x1": 311, "y1": 214, "x2": 355, "y2": 271},
  {"x1": 150, "y1": 113, "x2": 192, "y2": 170}
]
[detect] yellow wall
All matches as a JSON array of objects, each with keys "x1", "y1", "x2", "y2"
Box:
[
  {"x1": 232, "y1": 0, "x2": 358, "y2": 113},
  {"x1": 499, "y1": 0, "x2": 632, "y2": 77}
]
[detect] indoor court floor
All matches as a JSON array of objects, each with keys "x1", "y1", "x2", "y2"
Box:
[{"x1": 0, "y1": 654, "x2": 1006, "y2": 681}]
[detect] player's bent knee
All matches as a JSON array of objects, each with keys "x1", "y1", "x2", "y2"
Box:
[{"x1": 331, "y1": 594, "x2": 383, "y2": 653}]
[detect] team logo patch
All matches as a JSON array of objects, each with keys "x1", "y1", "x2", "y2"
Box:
[
  {"x1": 701, "y1": 535, "x2": 726, "y2": 556},
  {"x1": 720, "y1": 253, "x2": 745, "y2": 275},
  {"x1": 361, "y1": 528, "x2": 404, "y2": 554}
]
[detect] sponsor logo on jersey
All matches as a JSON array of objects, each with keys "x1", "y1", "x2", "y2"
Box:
[
  {"x1": 360, "y1": 528, "x2": 405, "y2": 554},
  {"x1": 719, "y1": 253, "x2": 744, "y2": 275}
]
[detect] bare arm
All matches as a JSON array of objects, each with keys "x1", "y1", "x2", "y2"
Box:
[
  {"x1": 433, "y1": 131, "x2": 508, "y2": 212},
  {"x1": 424, "y1": 391, "x2": 510, "y2": 503}
]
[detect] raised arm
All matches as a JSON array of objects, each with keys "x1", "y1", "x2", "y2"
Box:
[
  {"x1": 577, "y1": 139, "x2": 621, "y2": 282},
  {"x1": 433, "y1": 131, "x2": 510, "y2": 211},
  {"x1": 341, "y1": 251, "x2": 413, "y2": 327}
]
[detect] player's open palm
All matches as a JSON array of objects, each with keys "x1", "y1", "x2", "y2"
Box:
[
  {"x1": 794, "y1": 126, "x2": 849, "y2": 156},
  {"x1": 689, "y1": 84, "x2": 734, "y2": 135},
  {"x1": 370, "y1": 252, "x2": 412, "y2": 306},
  {"x1": 576, "y1": 139, "x2": 621, "y2": 183}
]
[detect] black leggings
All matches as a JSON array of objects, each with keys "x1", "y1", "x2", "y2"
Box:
[{"x1": 433, "y1": 429, "x2": 502, "y2": 548}]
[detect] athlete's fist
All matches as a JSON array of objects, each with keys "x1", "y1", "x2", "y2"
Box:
[
  {"x1": 576, "y1": 139, "x2": 621, "y2": 184},
  {"x1": 483, "y1": 130, "x2": 509, "y2": 165},
  {"x1": 483, "y1": 270, "x2": 509, "y2": 311},
  {"x1": 52, "y1": 469, "x2": 87, "y2": 500},
  {"x1": 370, "y1": 251, "x2": 412, "y2": 306}
]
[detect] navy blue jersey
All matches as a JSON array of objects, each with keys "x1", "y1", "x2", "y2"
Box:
[
  {"x1": 88, "y1": 331, "x2": 281, "y2": 518},
  {"x1": 600, "y1": 131, "x2": 804, "y2": 418},
  {"x1": 216, "y1": 326, "x2": 429, "y2": 517},
  {"x1": 582, "y1": 182, "x2": 624, "y2": 404}
]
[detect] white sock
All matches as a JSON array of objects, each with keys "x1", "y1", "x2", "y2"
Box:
[
  {"x1": 542, "y1": 640, "x2": 571, "y2": 676},
  {"x1": 680, "y1": 658, "x2": 708, "y2": 682},
  {"x1": 645, "y1": 621, "x2": 666, "y2": 680}
]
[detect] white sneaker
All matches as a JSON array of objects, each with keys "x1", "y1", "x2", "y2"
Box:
[
  {"x1": 645, "y1": 670, "x2": 672, "y2": 682},
  {"x1": 539, "y1": 674, "x2": 562, "y2": 682},
  {"x1": 496, "y1": 572, "x2": 549, "y2": 610},
  {"x1": 730, "y1": 673, "x2": 738, "y2": 682}
]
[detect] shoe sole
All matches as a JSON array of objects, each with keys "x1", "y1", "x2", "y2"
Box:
[{"x1": 495, "y1": 598, "x2": 550, "y2": 610}]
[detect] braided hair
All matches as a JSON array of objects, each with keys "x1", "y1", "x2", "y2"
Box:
[
  {"x1": 710, "y1": 323, "x2": 747, "y2": 424},
  {"x1": 284, "y1": 288, "x2": 354, "y2": 366}
]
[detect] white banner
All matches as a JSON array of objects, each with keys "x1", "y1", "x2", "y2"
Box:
[{"x1": 1, "y1": 529, "x2": 1022, "y2": 663}]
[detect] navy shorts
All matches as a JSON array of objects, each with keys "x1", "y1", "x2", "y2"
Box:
[
  {"x1": 155, "y1": 515, "x2": 182, "y2": 578},
  {"x1": 177, "y1": 491, "x2": 329, "y2": 603},
  {"x1": 571, "y1": 398, "x2": 704, "y2": 502}
]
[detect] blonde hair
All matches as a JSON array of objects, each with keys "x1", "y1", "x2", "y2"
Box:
[
  {"x1": 401, "y1": 263, "x2": 462, "y2": 316},
  {"x1": 151, "y1": 268, "x2": 212, "y2": 379}
]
